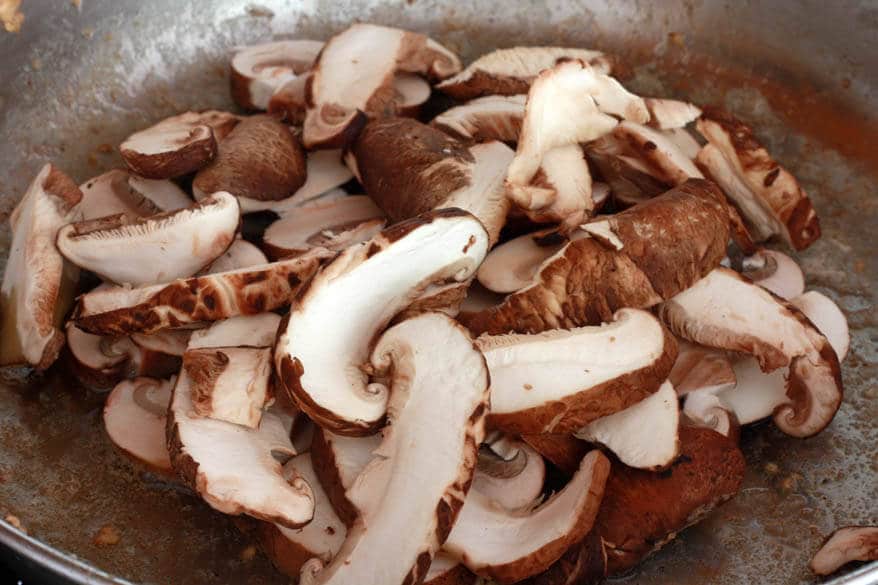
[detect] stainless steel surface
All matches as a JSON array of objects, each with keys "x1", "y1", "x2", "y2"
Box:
[{"x1": 0, "y1": 1, "x2": 876, "y2": 584}]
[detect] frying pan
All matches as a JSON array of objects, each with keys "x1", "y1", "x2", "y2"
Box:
[{"x1": 0, "y1": 1, "x2": 876, "y2": 583}]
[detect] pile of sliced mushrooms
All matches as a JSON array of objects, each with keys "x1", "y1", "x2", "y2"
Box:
[{"x1": 2, "y1": 22, "x2": 873, "y2": 584}]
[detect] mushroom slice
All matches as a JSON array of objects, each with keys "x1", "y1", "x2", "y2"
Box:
[
  {"x1": 275, "y1": 210, "x2": 489, "y2": 435},
  {"x1": 268, "y1": 74, "x2": 313, "y2": 125},
  {"x1": 644, "y1": 98, "x2": 702, "y2": 130},
  {"x1": 188, "y1": 313, "x2": 281, "y2": 350},
  {"x1": 241, "y1": 452, "x2": 347, "y2": 580},
  {"x1": 182, "y1": 346, "x2": 272, "y2": 428},
  {"x1": 612, "y1": 121, "x2": 703, "y2": 185},
  {"x1": 119, "y1": 111, "x2": 224, "y2": 179},
  {"x1": 476, "y1": 228, "x2": 575, "y2": 293},
  {"x1": 436, "y1": 47, "x2": 611, "y2": 100},
  {"x1": 574, "y1": 380, "x2": 680, "y2": 470},
  {"x1": 302, "y1": 313, "x2": 489, "y2": 585},
  {"x1": 472, "y1": 440, "x2": 546, "y2": 512},
  {"x1": 395, "y1": 73, "x2": 432, "y2": 117},
  {"x1": 423, "y1": 554, "x2": 477, "y2": 585},
  {"x1": 585, "y1": 143, "x2": 669, "y2": 208},
  {"x1": 695, "y1": 108, "x2": 821, "y2": 249},
  {"x1": 201, "y1": 238, "x2": 268, "y2": 274},
  {"x1": 75, "y1": 251, "x2": 329, "y2": 335},
  {"x1": 523, "y1": 528, "x2": 606, "y2": 585},
  {"x1": 809, "y1": 526, "x2": 878, "y2": 576},
  {"x1": 103, "y1": 377, "x2": 174, "y2": 475},
  {"x1": 658, "y1": 268, "x2": 842, "y2": 437},
  {"x1": 520, "y1": 434, "x2": 591, "y2": 476},
  {"x1": 303, "y1": 23, "x2": 461, "y2": 148},
  {"x1": 0, "y1": 164, "x2": 82, "y2": 370},
  {"x1": 235, "y1": 150, "x2": 354, "y2": 214},
  {"x1": 596, "y1": 426, "x2": 745, "y2": 574},
  {"x1": 443, "y1": 451, "x2": 610, "y2": 584},
  {"x1": 194, "y1": 115, "x2": 307, "y2": 203},
  {"x1": 57, "y1": 191, "x2": 240, "y2": 286},
  {"x1": 350, "y1": 118, "x2": 513, "y2": 245},
  {"x1": 463, "y1": 179, "x2": 730, "y2": 335},
  {"x1": 78, "y1": 169, "x2": 191, "y2": 221},
  {"x1": 310, "y1": 428, "x2": 381, "y2": 527},
  {"x1": 741, "y1": 249, "x2": 804, "y2": 300},
  {"x1": 672, "y1": 344, "x2": 739, "y2": 438},
  {"x1": 479, "y1": 309, "x2": 677, "y2": 434},
  {"x1": 65, "y1": 323, "x2": 130, "y2": 389},
  {"x1": 230, "y1": 40, "x2": 323, "y2": 111},
  {"x1": 791, "y1": 291, "x2": 849, "y2": 360},
  {"x1": 262, "y1": 196, "x2": 386, "y2": 260},
  {"x1": 431, "y1": 95, "x2": 526, "y2": 142}
]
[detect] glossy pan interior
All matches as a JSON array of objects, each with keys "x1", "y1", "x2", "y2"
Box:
[{"x1": 0, "y1": 1, "x2": 876, "y2": 583}]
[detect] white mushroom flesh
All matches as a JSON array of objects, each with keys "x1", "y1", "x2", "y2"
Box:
[
  {"x1": 791, "y1": 291, "x2": 849, "y2": 360},
  {"x1": 431, "y1": 95, "x2": 526, "y2": 142},
  {"x1": 741, "y1": 249, "x2": 805, "y2": 300},
  {"x1": 231, "y1": 40, "x2": 323, "y2": 110},
  {"x1": 644, "y1": 98, "x2": 702, "y2": 130},
  {"x1": 809, "y1": 526, "x2": 878, "y2": 576},
  {"x1": 103, "y1": 377, "x2": 174, "y2": 474},
  {"x1": 201, "y1": 238, "x2": 268, "y2": 274}
]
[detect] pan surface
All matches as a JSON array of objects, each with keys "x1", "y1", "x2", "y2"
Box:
[{"x1": 0, "y1": 1, "x2": 875, "y2": 584}]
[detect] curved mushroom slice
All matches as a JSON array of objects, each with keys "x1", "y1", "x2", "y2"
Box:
[
  {"x1": 644, "y1": 98, "x2": 702, "y2": 130},
  {"x1": 236, "y1": 149, "x2": 354, "y2": 215},
  {"x1": 0, "y1": 164, "x2": 82, "y2": 370},
  {"x1": 575, "y1": 381, "x2": 680, "y2": 469},
  {"x1": 350, "y1": 117, "x2": 513, "y2": 245},
  {"x1": 431, "y1": 95, "x2": 526, "y2": 142},
  {"x1": 423, "y1": 554, "x2": 477, "y2": 585},
  {"x1": 436, "y1": 47, "x2": 611, "y2": 100},
  {"x1": 596, "y1": 426, "x2": 745, "y2": 574},
  {"x1": 612, "y1": 121, "x2": 703, "y2": 185},
  {"x1": 201, "y1": 238, "x2": 268, "y2": 274},
  {"x1": 741, "y1": 248, "x2": 804, "y2": 300},
  {"x1": 310, "y1": 428, "x2": 381, "y2": 527},
  {"x1": 302, "y1": 313, "x2": 489, "y2": 585},
  {"x1": 479, "y1": 309, "x2": 677, "y2": 434},
  {"x1": 672, "y1": 344, "x2": 739, "y2": 438},
  {"x1": 791, "y1": 291, "x2": 849, "y2": 360},
  {"x1": 395, "y1": 73, "x2": 432, "y2": 117},
  {"x1": 476, "y1": 229, "x2": 569, "y2": 293},
  {"x1": 57, "y1": 191, "x2": 240, "y2": 286},
  {"x1": 303, "y1": 23, "x2": 461, "y2": 148},
  {"x1": 75, "y1": 251, "x2": 328, "y2": 335},
  {"x1": 65, "y1": 322, "x2": 129, "y2": 390},
  {"x1": 262, "y1": 196, "x2": 386, "y2": 260},
  {"x1": 230, "y1": 40, "x2": 323, "y2": 111},
  {"x1": 472, "y1": 438, "x2": 546, "y2": 512},
  {"x1": 119, "y1": 111, "x2": 227, "y2": 179},
  {"x1": 193, "y1": 115, "x2": 307, "y2": 204},
  {"x1": 188, "y1": 313, "x2": 281, "y2": 350},
  {"x1": 809, "y1": 526, "x2": 878, "y2": 576},
  {"x1": 275, "y1": 210, "x2": 489, "y2": 435},
  {"x1": 658, "y1": 268, "x2": 842, "y2": 437},
  {"x1": 103, "y1": 377, "x2": 174, "y2": 475},
  {"x1": 696, "y1": 107, "x2": 821, "y2": 249},
  {"x1": 520, "y1": 434, "x2": 591, "y2": 476},
  {"x1": 78, "y1": 169, "x2": 192, "y2": 221},
  {"x1": 443, "y1": 451, "x2": 610, "y2": 584},
  {"x1": 463, "y1": 179, "x2": 730, "y2": 335}
]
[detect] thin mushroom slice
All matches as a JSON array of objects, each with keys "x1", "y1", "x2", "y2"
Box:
[
  {"x1": 275, "y1": 210, "x2": 489, "y2": 435},
  {"x1": 57, "y1": 191, "x2": 240, "y2": 286},
  {"x1": 791, "y1": 291, "x2": 849, "y2": 360},
  {"x1": 230, "y1": 39, "x2": 323, "y2": 111},
  {"x1": 644, "y1": 98, "x2": 702, "y2": 130},
  {"x1": 303, "y1": 23, "x2": 461, "y2": 148},
  {"x1": 262, "y1": 195, "x2": 386, "y2": 260},
  {"x1": 575, "y1": 380, "x2": 680, "y2": 470},
  {"x1": 188, "y1": 313, "x2": 281, "y2": 350},
  {"x1": 395, "y1": 73, "x2": 432, "y2": 117},
  {"x1": 431, "y1": 95, "x2": 526, "y2": 142},
  {"x1": 479, "y1": 309, "x2": 677, "y2": 434},
  {"x1": 423, "y1": 554, "x2": 477, "y2": 585},
  {"x1": 65, "y1": 322, "x2": 130, "y2": 390},
  {"x1": 473, "y1": 439, "x2": 546, "y2": 512},
  {"x1": 672, "y1": 344, "x2": 739, "y2": 438},
  {"x1": 75, "y1": 250, "x2": 329, "y2": 335},
  {"x1": 120, "y1": 111, "x2": 224, "y2": 179},
  {"x1": 78, "y1": 169, "x2": 192, "y2": 221},
  {"x1": 103, "y1": 377, "x2": 174, "y2": 475},
  {"x1": 443, "y1": 451, "x2": 610, "y2": 584},
  {"x1": 612, "y1": 121, "x2": 703, "y2": 185},
  {"x1": 696, "y1": 107, "x2": 821, "y2": 249},
  {"x1": 310, "y1": 428, "x2": 381, "y2": 527},
  {"x1": 436, "y1": 47, "x2": 612, "y2": 100},
  {"x1": 659, "y1": 268, "x2": 842, "y2": 437},
  {"x1": 520, "y1": 434, "x2": 591, "y2": 476},
  {"x1": 809, "y1": 526, "x2": 878, "y2": 576},
  {"x1": 201, "y1": 238, "x2": 268, "y2": 274},
  {"x1": 476, "y1": 228, "x2": 578, "y2": 294},
  {"x1": 301, "y1": 313, "x2": 490, "y2": 585},
  {"x1": 1, "y1": 164, "x2": 82, "y2": 370},
  {"x1": 741, "y1": 248, "x2": 805, "y2": 300},
  {"x1": 585, "y1": 142, "x2": 669, "y2": 208}
]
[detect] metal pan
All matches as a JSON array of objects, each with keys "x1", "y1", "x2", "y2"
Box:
[{"x1": 0, "y1": 1, "x2": 875, "y2": 583}]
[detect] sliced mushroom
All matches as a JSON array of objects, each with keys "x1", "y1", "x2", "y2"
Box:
[
  {"x1": 520, "y1": 434, "x2": 591, "y2": 476},
  {"x1": 188, "y1": 313, "x2": 281, "y2": 350},
  {"x1": 78, "y1": 169, "x2": 191, "y2": 221},
  {"x1": 431, "y1": 95, "x2": 525, "y2": 142},
  {"x1": 230, "y1": 40, "x2": 324, "y2": 111},
  {"x1": 791, "y1": 291, "x2": 849, "y2": 360},
  {"x1": 423, "y1": 554, "x2": 478, "y2": 585},
  {"x1": 457, "y1": 283, "x2": 505, "y2": 322},
  {"x1": 436, "y1": 47, "x2": 611, "y2": 100},
  {"x1": 301, "y1": 313, "x2": 489, "y2": 585},
  {"x1": 596, "y1": 426, "x2": 745, "y2": 574},
  {"x1": 585, "y1": 142, "x2": 669, "y2": 208},
  {"x1": 201, "y1": 238, "x2": 268, "y2": 274},
  {"x1": 476, "y1": 228, "x2": 580, "y2": 294},
  {"x1": 310, "y1": 428, "x2": 381, "y2": 528},
  {"x1": 395, "y1": 73, "x2": 432, "y2": 117},
  {"x1": 612, "y1": 121, "x2": 703, "y2": 185},
  {"x1": 696, "y1": 107, "x2": 821, "y2": 250},
  {"x1": 521, "y1": 528, "x2": 606, "y2": 585},
  {"x1": 479, "y1": 309, "x2": 676, "y2": 434},
  {"x1": 275, "y1": 210, "x2": 488, "y2": 435},
  {"x1": 303, "y1": 23, "x2": 461, "y2": 148},
  {"x1": 57, "y1": 191, "x2": 240, "y2": 286},
  {"x1": 443, "y1": 451, "x2": 610, "y2": 584},
  {"x1": 809, "y1": 526, "x2": 878, "y2": 576},
  {"x1": 350, "y1": 117, "x2": 513, "y2": 245},
  {"x1": 193, "y1": 115, "x2": 307, "y2": 203},
  {"x1": 268, "y1": 74, "x2": 313, "y2": 125},
  {"x1": 463, "y1": 179, "x2": 730, "y2": 335},
  {"x1": 658, "y1": 267, "x2": 842, "y2": 437},
  {"x1": 575, "y1": 380, "x2": 680, "y2": 469},
  {"x1": 472, "y1": 438, "x2": 546, "y2": 512},
  {"x1": 262, "y1": 195, "x2": 386, "y2": 260},
  {"x1": 644, "y1": 98, "x2": 702, "y2": 130},
  {"x1": 662, "y1": 127, "x2": 702, "y2": 159},
  {"x1": 103, "y1": 377, "x2": 174, "y2": 475},
  {"x1": 741, "y1": 248, "x2": 805, "y2": 300},
  {"x1": 0, "y1": 164, "x2": 82, "y2": 370},
  {"x1": 75, "y1": 250, "x2": 329, "y2": 335},
  {"x1": 672, "y1": 343, "x2": 739, "y2": 438}
]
